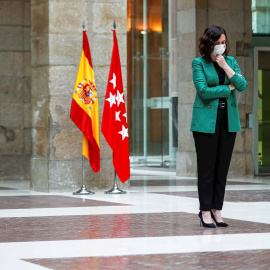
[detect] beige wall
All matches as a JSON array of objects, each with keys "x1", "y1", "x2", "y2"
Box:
[
  {"x1": 176, "y1": 0, "x2": 254, "y2": 177},
  {"x1": 0, "y1": 0, "x2": 255, "y2": 190},
  {"x1": 30, "y1": 0, "x2": 128, "y2": 191},
  {"x1": 0, "y1": 0, "x2": 31, "y2": 181}
]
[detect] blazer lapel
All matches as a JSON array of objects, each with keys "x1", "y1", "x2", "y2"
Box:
[
  {"x1": 203, "y1": 59, "x2": 219, "y2": 85},
  {"x1": 203, "y1": 56, "x2": 233, "y2": 85}
]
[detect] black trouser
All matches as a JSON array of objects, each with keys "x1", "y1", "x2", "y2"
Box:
[{"x1": 192, "y1": 105, "x2": 236, "y2": 211}]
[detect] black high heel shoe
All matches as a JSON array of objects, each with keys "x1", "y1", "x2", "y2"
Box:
[
  {"x1": 198, "y1": 211, "x2": 216, "y2": 228},
  {"x1": 211, "y1": 210, "x2": 229, "y2": 227}
]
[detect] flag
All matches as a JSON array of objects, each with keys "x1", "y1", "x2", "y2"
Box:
[
  {"x1": 101, "y1": 29, "x2": 130, "y2": 183},
  {"x1": 70, "y1": 30, "x2": 100, "y2": 172}
]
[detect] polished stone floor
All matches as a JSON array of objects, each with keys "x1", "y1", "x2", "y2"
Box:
[{"x1": 0, "y1": 173, "x2": 270, "y2": 269}]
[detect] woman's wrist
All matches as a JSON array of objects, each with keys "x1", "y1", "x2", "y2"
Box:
[
  {"x1": 222, "y1": 63, "x2": 230, "y2": 71},
  {"x1": 220, "y1": 62, "x2": 228, "y2": 70},
  {"x1": 223, "y1": 64, "x2": 235, "y2": 79}
]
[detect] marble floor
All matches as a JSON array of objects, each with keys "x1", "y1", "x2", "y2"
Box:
[{"x1": 0, "y1": 173, "x2": 270, "y2": 270}]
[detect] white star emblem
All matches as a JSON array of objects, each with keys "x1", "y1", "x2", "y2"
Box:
[
  {"x1": 109, "y1": 73, "x2": 116, "y2": 89},
  {"x1": 115, "y1": 90, "x2": 124, "y2": 106},
  {"x1": 115, "y1": 111, "x2": 121, "y2": 121},
  {"x1": 123, "y1": 113, "x2": 127, "y2": 121},
  {"x1": 118, "y1": 125, "x2": 128, "y2": 140},
  {"x1": 106, "y1": 92, "x2": 116, "y2": 108}
]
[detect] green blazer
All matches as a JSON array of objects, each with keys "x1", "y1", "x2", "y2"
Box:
[{"x1": 190, "y1": 56, "x2": 248, "y2": 133}]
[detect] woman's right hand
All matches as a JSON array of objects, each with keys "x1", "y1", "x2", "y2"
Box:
[{"x1": 229, "y1": 83, "x2": 235, "y2": 91}]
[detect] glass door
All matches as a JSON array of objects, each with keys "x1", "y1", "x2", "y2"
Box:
[
  {"x1": 127, "y1": 0, "x2": 177, "y2": 169},
  {"x1": 258, "y1": 51, "x2": 270, "y2": 174}
]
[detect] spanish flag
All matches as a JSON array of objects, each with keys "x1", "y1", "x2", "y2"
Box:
[{"x1": 70, "y1": 30, "x2": 100, "y2": 173}]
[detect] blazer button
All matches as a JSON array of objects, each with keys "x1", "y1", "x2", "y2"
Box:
[
  {"x1": 208, "y1": 105, "x2": 211, "y2": 108},
  {"x1": 231, "y1": 102, "x2": 234, "y2": 107}
]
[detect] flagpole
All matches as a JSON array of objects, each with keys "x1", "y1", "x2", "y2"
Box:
[
  {"x1": 104, "y1": 20, "x2": 127, "y2": 195},
  {"x1": 104, "y1": 169, "x2": 127, "y2": 194},
  {"x1": 73, "y1": 155, "x2": 95, "y2": 195},
  {"x1": 73, "y1": 20, "x2": 95, "y2": 195}
]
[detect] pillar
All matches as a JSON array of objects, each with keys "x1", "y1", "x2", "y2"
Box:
[
  {"x1": 31, "y1": 0, "x2": 128, "y2": 191},
  {"x1": 176, "y1": 0, "x2": 254, "y2": 177}
]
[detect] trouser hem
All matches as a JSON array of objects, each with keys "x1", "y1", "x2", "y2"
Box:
[{"x1": 211, "y1": 207, "x2": 222, "y2": 210}]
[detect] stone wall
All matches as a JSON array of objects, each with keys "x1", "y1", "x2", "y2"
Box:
[
  {"x1": 176, "y1": 0, "x2": 254, "y2": 177},
  {"x1": 31, "y1": 0, "x2": 128, "y2": 191},
  {"x1": 0, "y1": 0, "x2": 31, "y2": 181},
  {"x1": 1, "y1": 0, "x2": 254, "y2": 188}
]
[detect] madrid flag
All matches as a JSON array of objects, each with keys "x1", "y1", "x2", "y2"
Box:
[
  {"x1": 102, "y1": 29, "x2": 130, "y2": 183},
  {"x1": 70, "y1": 30, "x2": 100, "y2": 172}
]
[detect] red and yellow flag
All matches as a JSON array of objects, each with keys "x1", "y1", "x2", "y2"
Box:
[{"x1": 70, "y1": 30, "x2": 100, "y2": 172}]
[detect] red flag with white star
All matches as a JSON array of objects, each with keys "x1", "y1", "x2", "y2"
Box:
[{"x1": 101, "y1": 29, "x2": 130, "y2": 183}]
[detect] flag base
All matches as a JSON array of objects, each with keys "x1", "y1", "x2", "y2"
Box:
[
  {"x1": 73, "y1": 185, "x2": 95, "y2": 195},
  {"x1": 104, "y1": 185, "x2": 127, "y2": 194},
  {"x1": 104, "y1": 170, "x2": 127, "y2": 194}
]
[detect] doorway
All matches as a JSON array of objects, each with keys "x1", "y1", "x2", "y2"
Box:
[
  {"x1": 253, "y1": 47, "x2": 270, "y2": 175},
  {"x1": 127, "y1": 0, "x2": 177, "y2": 169}
]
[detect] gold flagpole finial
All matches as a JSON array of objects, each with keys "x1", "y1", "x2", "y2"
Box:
[
  {"x1": 113, "y1": 20, "x2": 116, "y2": 30},
  {"x1": 82, "y1": 20, "x2": 86, "y2": 30}
]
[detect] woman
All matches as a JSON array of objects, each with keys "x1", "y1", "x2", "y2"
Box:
[{"x1": 190, "y1": 25, "x2": 248, "y2": 228}]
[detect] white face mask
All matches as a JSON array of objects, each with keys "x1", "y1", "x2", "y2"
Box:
[{"x1": 212, "y1": 44, "x2": 226, "y2": 56}]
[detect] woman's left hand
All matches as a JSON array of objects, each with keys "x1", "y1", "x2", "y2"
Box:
[{"x1": 216, "y1": 55, "x2": 227, "y2": 69}]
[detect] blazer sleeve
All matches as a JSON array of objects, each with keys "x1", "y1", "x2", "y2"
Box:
[
  {"x1": 229, "y1": 57, "x2": 248, "y2": 92},
  {"x1": 192, "y1": 58, "x2": 231, "y2": 100}
]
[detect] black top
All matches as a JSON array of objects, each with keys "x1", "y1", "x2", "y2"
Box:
[{"x1": 212, "y1": 61, "x2": 226, "y2": 103}]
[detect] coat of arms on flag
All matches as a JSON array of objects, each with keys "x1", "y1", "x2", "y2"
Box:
[{"x1": 75, "y1": 80, "x2": 97, "y2": 105}]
